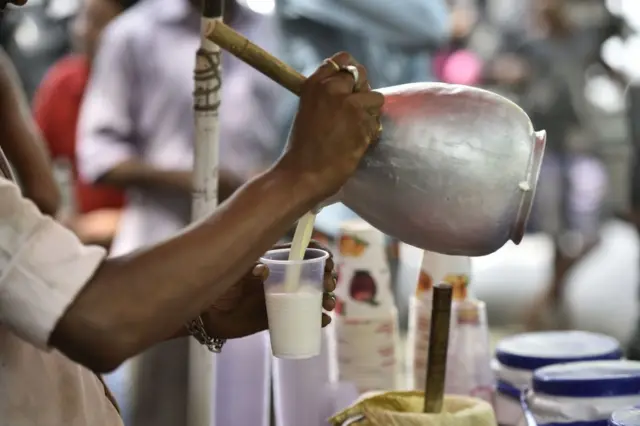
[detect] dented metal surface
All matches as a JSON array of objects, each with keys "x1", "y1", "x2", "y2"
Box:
[{"x1": 337, "y1": 83, "x2": 546, "y2": 256}]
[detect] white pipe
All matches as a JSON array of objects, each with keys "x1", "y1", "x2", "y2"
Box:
[{"x1": 188, "y1": 2, "x2": 223, "y2": 425}]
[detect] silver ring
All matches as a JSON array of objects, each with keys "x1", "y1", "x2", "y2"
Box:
[
  {"x1": 341, "y1": 65, "x2": 359, "y2": 85},
  {"x1": 323, "y1": 58, "x2": 341, "y2": 72}
]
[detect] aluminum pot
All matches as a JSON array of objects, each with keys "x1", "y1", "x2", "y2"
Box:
[{"x1": 333, "y1": 82, "x2": 546, "y2": 256}]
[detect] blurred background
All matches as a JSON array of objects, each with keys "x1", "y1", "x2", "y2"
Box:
[{"x1": 6, "y1": 0, "x2": 640, "y2": 422}]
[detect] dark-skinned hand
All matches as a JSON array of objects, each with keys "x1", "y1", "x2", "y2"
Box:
[
  {"x1": 199, "y1": 240, "x2": 337, "y2": 339},
  {"x1": 276, "y1": 51, "x2": 384, "y2": 201}
]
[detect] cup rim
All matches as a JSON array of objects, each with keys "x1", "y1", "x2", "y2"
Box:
[{"x1": 260, "y1": 248, "x2": 329, "y2": 265}]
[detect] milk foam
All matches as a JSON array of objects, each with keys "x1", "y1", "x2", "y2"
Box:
[{"x1": 265, "y1": 283, "x2": 323, "y2": 359}]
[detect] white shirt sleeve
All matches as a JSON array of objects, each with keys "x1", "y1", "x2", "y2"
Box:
[
  {"x1": 76, "y1": 24, "x2": 138, "y2": 184},
  {"x1": 0, "y1": 177, "x2": 106, "y2": 349}
]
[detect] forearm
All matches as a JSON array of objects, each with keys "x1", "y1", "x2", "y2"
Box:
[
  {"x1": 100, "y1": 160, "x2": 245, "y2": 201},
  {"x1": 50, "y1": 166, "x2": 319, "y2": 372},
  {"x1": 0, "y1": 48, "x2": 60, "y2": 214},
  {"x1": 98, "y1": 159, "x2": 192, "y2": 193},
  {"x1": 218, "y1": 168, "x2": 246, "y2": 202}
]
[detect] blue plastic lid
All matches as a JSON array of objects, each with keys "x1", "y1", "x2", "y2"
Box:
[
  {"x1": 533, "y1": 361, "x2": 640, "y2": 398},
  {"x1": 610, "y1": 408, "x2": 640, "y2": 426},
  {"x1": 496, "y1": 331, "x2": 622, "y2": 371}
]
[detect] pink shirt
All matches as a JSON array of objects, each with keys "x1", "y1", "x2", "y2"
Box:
[{"x1": 0, "y1": 161, "x2": 122, "y2": 425}]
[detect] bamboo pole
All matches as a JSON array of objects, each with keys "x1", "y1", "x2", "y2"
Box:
[
  {"x1": 188, "y1": 1, "x2": 224, "y2": 426},
  {"x1": 203, "y1": 19, "x2": 305, "y2": 94},
  {"x1": 423, "y1": 283, "x2": 453, "y2": 414}
]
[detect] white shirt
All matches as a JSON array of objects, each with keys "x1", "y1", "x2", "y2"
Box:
[
  {"x1": 77, "y1": 0, "x2": 281, "y2": 257},
  {"x1": 0, "y1": 170, "x2": 122, "y2": 425}
]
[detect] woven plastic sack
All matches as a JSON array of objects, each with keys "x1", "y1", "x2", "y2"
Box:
[{"x1": 329, "y1": 391, "x2": 496, "y2": 426}]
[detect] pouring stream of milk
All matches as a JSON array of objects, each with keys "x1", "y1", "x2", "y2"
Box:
[{"x1": 283, "y1": 212, "x2": 317, "y2": 292}]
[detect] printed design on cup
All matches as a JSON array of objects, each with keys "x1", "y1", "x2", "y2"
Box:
[
  {"x1": 387, "y1": 240, "x2": 400, "y2": 260},
  {"x1": 381, "y1": 359, "x2": 395, "y2": 368},
  {"x1": 456, "y1": 300, "x2": 480, "y2": 325},
  {"x1": 376, "y1": 322, "x2": 393, "y2": 335},
  {"x1": 470, "y1": 386, "x2": 495, "y2": 405},
  {"x1": 378, "y1": 346, "x2": 394, "y2": 357},
  {"x1": 349, "y1": 270, "x2": 379, "y2": 306},
  {"x1": 311, "y1": 230, "x2": 330, "y2": 246},
  {"x1": 443, "y1": 273, "x2": 469, "y2": 301},
  {"x1": 335, "y1": 297, "x2": 347, "y2": 316},
  {"x1": 415, "y1": 271, "x2": 433, "y2": 297},
  {"x1": 339, "y1": 234, "x2": 369, "y2": 257}
]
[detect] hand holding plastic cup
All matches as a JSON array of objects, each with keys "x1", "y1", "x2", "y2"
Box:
[{"x1": 260, "y1": 247, "x2": 329, "y2": 359}]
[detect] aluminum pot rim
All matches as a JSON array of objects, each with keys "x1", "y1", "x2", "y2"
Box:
[{"x1": 511, "y1": 129, "x2": 547, "y2": 245}]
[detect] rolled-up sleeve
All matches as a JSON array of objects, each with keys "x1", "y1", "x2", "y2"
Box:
[
  {"x1": 77, "y1": 24, "x2": 138, "y2": 184},
  {"x1": 0, "y1": 178, "x2": 106, "y2": 349}
]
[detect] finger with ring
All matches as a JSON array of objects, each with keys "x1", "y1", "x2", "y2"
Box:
[
  {"x1": 340, "y1": 65, "x2": 360, "y2": 89},
  {"x1": 323, "y1": 58, "x2": 341, "y2": 72}
]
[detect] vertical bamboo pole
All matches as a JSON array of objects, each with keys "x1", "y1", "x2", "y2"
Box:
[
  {"x1": 423, "y1": 283, "x2": 453, "y2": 414},
  {"x1": 188, "y1": 1, "x2": 224, "y2": 425}
]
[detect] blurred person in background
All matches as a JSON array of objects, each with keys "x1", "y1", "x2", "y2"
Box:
[
  {"x1": 434, "y1": 3, "x2": 484, "y2": 86},
  {"x1": 275, "y1": 0, "x2": 449, "y2": 88},
  {"x1": 32, "y1": 0, "x2": 137, "y2": 248},
  {"x1": 0, "y1": 0, "x2": 73, "y2": 103},
  {"x1": 485, "y1": 0, "x2": 607, "y2": 330},
  {"x1": 274, "y1": 0, "x2": 449, "y2": 139},
  {"x1": 0, "y1": 48, "x2": 60, "y2": 216},
  {"x1": 76, "y1": 0, "x2": 281, "y2": 424}
]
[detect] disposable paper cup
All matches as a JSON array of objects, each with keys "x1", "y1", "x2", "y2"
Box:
[{"x1": 260, "y1": 248, "x2": 329, "y2": 359}]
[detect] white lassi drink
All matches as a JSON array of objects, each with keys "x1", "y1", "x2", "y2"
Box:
[{"x1": 265, "y1": 283, "x2": 323, "y2": 359}]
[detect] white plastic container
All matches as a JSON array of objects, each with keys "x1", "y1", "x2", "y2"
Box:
[
  {"x1": 523, "y1": 360, "x2": 640, "y2": 426},
  {"x1": 494, "y1": 331, "x2": 622, "y2": 426},
  {"x1": 610, "y1": 407, "x2": 640, "y2": 426}
]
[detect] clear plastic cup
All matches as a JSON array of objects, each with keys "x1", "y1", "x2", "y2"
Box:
[{"x1": 260, "y1": 248, "x2": 329, "y2": 359}]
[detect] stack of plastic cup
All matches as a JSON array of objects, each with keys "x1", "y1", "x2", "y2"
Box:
[
  {"x1": 335, "y1": 314, "x2": 399, "y2": 393},
  {"x1": 409, "y1": 297, "x2": 494, "y2": 402},
  {"x1": 444, "y1": 300, "x2": 494, "y2": 403},
  {"x1": 333, "y1": 219, "x2": 395, "y2": 317},
  {"x1": 261, "y1": 247, "x2": 333, "y2": 426},
  {"x1": 396, "y1": 242, "x2": 423, "y2": 331},
  {"x1": 408, "y1": 252, "x2": 472, "y2": 386},
  {"x1": 407, "y1": 251, "x2": 493, "y2": 402},
  {"x1": 333, "y1": 219, "x2": 398, "y2": 393},
  {"x1": 272, "y1": 327, "x2": 333, "y2": 426},
  {"x1": 215, "y1": 333, "x2": 271, "y2": 426}
]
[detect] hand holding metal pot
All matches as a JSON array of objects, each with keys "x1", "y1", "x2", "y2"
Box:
[{"x1": 276, "y1": 52, "x2": 384, "y2": 203}]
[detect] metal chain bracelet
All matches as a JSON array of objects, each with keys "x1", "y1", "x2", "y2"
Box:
[{"x1": 186, "y1": 316, "x2": 226, "y2": 353}]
